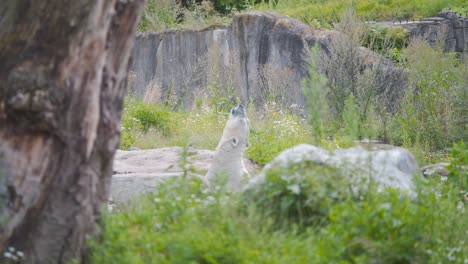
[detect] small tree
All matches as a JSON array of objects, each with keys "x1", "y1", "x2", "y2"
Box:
[
  {"x1": 302, "y1": 45, "x2": 330, "y2": 145},
  {"x1": 394, "y1": 37, "x2": 465, "y2": 150}
]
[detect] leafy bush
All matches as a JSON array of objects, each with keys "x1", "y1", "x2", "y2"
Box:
[
  {"x1": 302, "y1": 45, "x2": 331, "y2": 144},
  {"x1": 246, "y1": 104, "x2": 312, "y2": 166},
  {"x1": 319, "y1": 182, "x2": 466, "y2": 263},
  {"x1": 211, "y1": 0, "x2": 250, "y2": 13},
  {"x1": 364, "y1": 25, "x2": 409, "y2": 62},
  {"x1": 393, "y1": 39, "x2": 465, "y2": 150},
  {"x1": 91, "y1": 156, "x2": 467, "y2": 263},
  {"x1": 242, "y1": 161, "x2": 353, "y2": 229},
  {"x1": 138, "y1": 0, "x2": 231, "y2": 32},
  {"x1": 255, "y1": 0, "x2": 466, "y2": 29},
  {"x1": 90, "y1": 177, "x2": 314, "y2": 263},
  {"x1": 448, "y1": 141, "x2": 468, "y2": 191},
  {"x1": 120, "y1": 99, "x2": 174, "y2": 149}
]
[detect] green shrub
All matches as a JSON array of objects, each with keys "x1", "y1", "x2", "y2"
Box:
[
  {"x1": 211, "y1": 0, "x2": 250, "y2": 13},
  {"x1": 207, "y1": 84, "x2": 239, "y2": 114},
  {"x1": 91, "y1": 158, "x2": 466, "y2": 263},
  {"x1": 255, "y1": 0, "x2": 466, "y2": 29},
  {"x1": 302, "y1": 45, "x2": 331, "y2": 145},
  {"x1": 246, "y1": 104, "x2": 312, "y2": 166},
  {"x1": 243, "y1": 160, "x2": 354, "y2": 230},
  {"x1": 90, "y1": 177, "x2": 315, "y2": 263},
  {"x1": 393, "y1": 39, "x2": 465, "y2": 150},
  {"x1": 447, "y1": 140, "x2": 468, "y2": 191},
  {"x1": 364, "y1": 25, "x2": 409, "y2": 63},
  {"x1": 138, "y1": 0, "x2": 231, "y2": 32},
  {"x1": 138, "y1": 0, "x2": 178, "y2": 32},
  {"x1": 341, "y1": 95, "x2": 360, "y2": 141},
  {"x1": 319, "y1": 181, "x2": 466, "y2": 263},
  {"x1": 120, "y1": 99, "x2": 175, "y2": 149}
]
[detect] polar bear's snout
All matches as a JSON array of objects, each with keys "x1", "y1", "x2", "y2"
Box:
[{"x1": 231, "y1": 105, "x2": 246, "y2": 118}]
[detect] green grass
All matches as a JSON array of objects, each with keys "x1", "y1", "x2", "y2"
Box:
[
  {"x1": 91, "y1": 143, "x2": 467, "y2": 263},
  {"x1": 138, "y1": 0, "x2": 466, "y2": 32},
  {"x1": 120, "y1": 100, "x2": 314, "y2": 166},
  {"x1": 138, "y1": 0, "x2": 231, "y2": 32},
  {"x1": 255, "y1": 0, "x2": 466, "y2": 28}
]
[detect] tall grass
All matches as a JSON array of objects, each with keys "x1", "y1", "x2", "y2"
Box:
[
  {"x1": 91, "y1": 144, "x2": 467, "y2": 263},
  {"x1": 256, "y1": 0, "x2": 466, "y2": 28},
  {"x1": 120, "y1": 98, "x2": 313, "y2": 166},
  {"x1": 138, "y1": 0, "x2": 231, "y2": 32}
]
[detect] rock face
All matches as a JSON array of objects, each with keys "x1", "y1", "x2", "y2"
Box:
[
  {"x1": 111, "y1": 147, "x2": 258, "y2": 203},
  {"x1": 421, "y1": 163, "x2": 450, "y2": 178},
  {"x1": 245, "y1": 144, "x2": 421, "y2": 198},
  {"x1": 129, "y1": 11, "x2": 405, "y2": 109},
  {"x1": 400, "y1": 11, "x2": 468, "y2": 56}
]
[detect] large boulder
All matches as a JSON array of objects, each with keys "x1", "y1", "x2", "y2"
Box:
[
  {"x1": 111, "y1": 147, "x2": 258, "y2": 203},
  {"x1": 245, "y1": 144, "x2": 421, "y2": 198}
]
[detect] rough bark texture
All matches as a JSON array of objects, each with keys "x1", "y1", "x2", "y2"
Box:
[{"x1": 0, "y1": 0, "x2": 144, "y2": 263}]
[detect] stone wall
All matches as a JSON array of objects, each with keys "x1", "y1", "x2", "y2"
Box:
[
  {"x1": 398, "y1": 11, "x2": 467, "y2": 56},
  {"x1": 128, "y1": 12, "x2": 409, "y2": 109}
]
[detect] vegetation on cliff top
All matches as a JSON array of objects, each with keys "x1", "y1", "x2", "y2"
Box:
[{"x1": 139, "y1": 0, "x2": 467, "y2": 31}]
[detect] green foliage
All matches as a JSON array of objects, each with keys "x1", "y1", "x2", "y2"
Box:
[
  {"x1": 320, "y1": 182, "x2": 467, "y2": 263},
  {"x1": 393, "y1": 40, "x2": 465, "y2": 150},
  {"x1": 243, "y1": 161, "x2": 353, "y2": 229},
  {"x1": 246, "y1": 104, "x2": 312, "y2": 166},
  {"x1": 211, "y1": 0, "x2": 250, "y2": 13},
  {"x1": 119, "y1": 98, "x2": 311, "y2": 165},
  {"x1": 207, "y1": 84, "x2": 239, "y2": 114},
  {"x1": 302, "y1": 45, "x2": 330, "y2": 145},
  {"x1": 120, "y1": 99, "x2": 174, "y2": 149},
  {"x1": 341, "y1": 95, "x2": 360, "y2": 141},
  {"x1": 324, "y1": 191, "x2": 428, "y2": 262},
  {"x1": 255, "y1": 0, "x2": 466, "y2": 28},
  {"x1": 138, "y1": 0, "x2": 178, "y2": 31},
  {"x1": 138, "y1": 0, "x2": 231, "y2": 32},
  {"x1": 447, "y1": 141, "x2": 468, "y2": 191},
  {"x1": 122, "y1": 99, "x2": 173, "y2": 134},
  {"x1": 91, "y1": 160, "x2": 467, "y2": 263},
  {"x1": 364, "y1": 25, "x2": 409, "y2": 62}
]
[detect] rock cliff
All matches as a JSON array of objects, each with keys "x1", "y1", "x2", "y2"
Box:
[
  {"x1": 129, "y1": 11, "x2": 466, "y2": 109},
  {"x1": 402, "y1": 11, "x2": 468, "y2": 55}
]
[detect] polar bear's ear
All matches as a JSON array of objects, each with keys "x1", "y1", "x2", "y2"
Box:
[{"x1": 230, "y1": 136, "x2": 239, "y2": 147}]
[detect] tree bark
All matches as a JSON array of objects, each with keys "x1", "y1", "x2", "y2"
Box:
[{"x1": 0, "y1": 0, "x2": 144, "y2": 263}]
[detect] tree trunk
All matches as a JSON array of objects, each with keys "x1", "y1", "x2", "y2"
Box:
[{"x1": 0, "y1": 0, "x2": 144, "y2": 263}]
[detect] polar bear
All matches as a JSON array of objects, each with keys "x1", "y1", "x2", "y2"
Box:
[{"x1": 206, "y1": 105, "x2": 250, "y2": 191}]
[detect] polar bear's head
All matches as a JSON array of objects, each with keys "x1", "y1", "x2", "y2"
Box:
[{"x1": 222, "y1": 105, "x2": 250, "y2": 148}]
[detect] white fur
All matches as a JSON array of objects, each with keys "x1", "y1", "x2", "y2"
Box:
[{"x1": 206, "y1": 106, "x2": 250, "y2": 191}]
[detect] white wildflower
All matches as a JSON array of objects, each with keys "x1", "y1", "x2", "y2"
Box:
[{"x1": 287, "y1": 184, "x2": 301, "y2": 195}]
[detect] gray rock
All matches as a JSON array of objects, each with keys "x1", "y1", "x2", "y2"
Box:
[
  {"x1": 421, "y1": 163, "x2": 450, "y2": 178},
  {"x1": 127, "y1": 146, "x2": 141, "y2": 151},
  {"x1": 438, "y1": 11, "x2": 460, "y2": 20},
  {"x1": 129, "y1": 12, "x2": 406, "y2": 110},
  {"x1": 245, "y1": 144, "x2": 421, "y2": 198},
  {"x1": 111, "y1": 147, "x2": 258, "y2": 203},
  {"x1": 397, "y1": 11, "x2": 467, "y2": 54}
]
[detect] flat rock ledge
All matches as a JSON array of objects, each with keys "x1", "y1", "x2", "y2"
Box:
[{"x1": 110, "y1": 147, "x2": 258, "y2": 203}]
